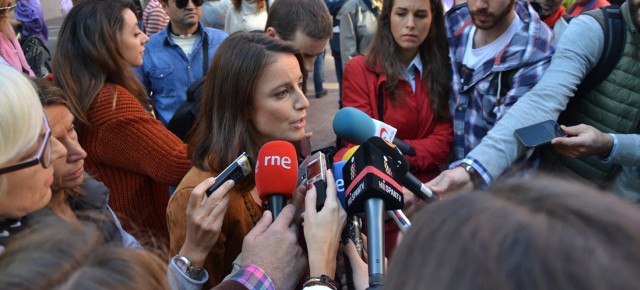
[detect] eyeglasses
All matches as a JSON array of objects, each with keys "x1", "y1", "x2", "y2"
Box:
[
  {"x1": 0, "y1": 3, "x2": 16, "y2": 13},
  {"x1": 175, "y1": 0, "x2": 203, "y2": 9},
  {"x1": 0, "y1": 115, "x2": 52, "y2": 175}
]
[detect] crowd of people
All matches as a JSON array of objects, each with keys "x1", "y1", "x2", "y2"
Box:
[{"x1": 1, "y1": 0, "x2": 639, "y2": 288}]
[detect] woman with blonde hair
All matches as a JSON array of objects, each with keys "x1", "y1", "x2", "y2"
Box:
[{"x1": 0, "y1": 65, "x2": 66, "y2": 251}]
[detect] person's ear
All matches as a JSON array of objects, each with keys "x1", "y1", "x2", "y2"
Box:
[{"x1": 265, "y1": 27, "x2": 279, "y2": 39}]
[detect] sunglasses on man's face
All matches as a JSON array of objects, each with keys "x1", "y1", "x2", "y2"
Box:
[{"x1": 175, "y1": 0, "x2": 203, "y2": 9}]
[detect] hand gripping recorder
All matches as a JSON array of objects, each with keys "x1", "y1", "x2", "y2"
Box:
[{"x1": 205, "y1": 152, "x2": 252, "y2": 196}]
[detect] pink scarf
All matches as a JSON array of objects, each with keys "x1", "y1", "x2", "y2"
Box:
[{"x1": 0, "y1": 23, "x2": 34, "y2": 76}]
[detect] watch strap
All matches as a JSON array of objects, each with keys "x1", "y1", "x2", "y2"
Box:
[{"x1": 456, "y1": 162, "x2": 483, "y2": 188}]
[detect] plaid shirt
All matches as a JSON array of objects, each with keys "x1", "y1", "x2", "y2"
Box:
[
  {"x1": 228, "y1": 265, "x2": 275, "y2": 290},
  {"x1": 446, "y1": 0, "x2": 555, "y2": 163}
]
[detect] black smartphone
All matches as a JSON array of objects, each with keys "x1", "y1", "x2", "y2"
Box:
[
  {"x1": 514, "y1": 120, "x2": 567, "y2": 148},
  {"x1": 205, "y1": 152, "x2": 252, "y2": 196}
]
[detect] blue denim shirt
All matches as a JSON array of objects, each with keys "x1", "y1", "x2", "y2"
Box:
[{"x1": 135, "y1": 22, "x2": 227, "y2": 124}]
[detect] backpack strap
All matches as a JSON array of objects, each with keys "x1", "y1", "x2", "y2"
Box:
[
  {"x1": 573, "y1": 6, "x2": 626, "y2": 98},
  {"x1": 202, "y1": 29, "x2": 209, "y2": 77}
]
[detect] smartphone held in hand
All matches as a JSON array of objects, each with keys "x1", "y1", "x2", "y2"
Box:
[{"x1": 514, "y1": 120, "x2": 567, "y2": 148}]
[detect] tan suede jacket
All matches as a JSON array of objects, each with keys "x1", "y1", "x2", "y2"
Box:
[{"x1": 167, "y1": 167, "x2": 262, "y2": 288}]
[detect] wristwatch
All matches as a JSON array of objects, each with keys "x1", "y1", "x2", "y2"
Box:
[
  {"x1": 456, "y1": 162, "x2": 483, "y2": 188},
  {"x1": 173, "y1": 255, "x2": 206, "y2": 280}
]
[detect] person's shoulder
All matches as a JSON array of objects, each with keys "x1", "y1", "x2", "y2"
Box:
[
  {"x1": 445, "y1": 3, "x2": 471, "y2": 32},
  {"x1": 344, "y1": 55, "x2": 376, "y2": 76},
  {"x1": 174, "y1": 167, "x2": 215, "y2": 194},
  {"x1": 339, "y1": 0, "x2": 360, "y2": 14},
  {"x1": 92, "y1": 84, "x2": 140, "y2": 111},
  {"x1": 203, "y1": 26, "x2": 229, "y2": 40},
  {"x1": 349, "y1": 55, "x2": 367, "y2": 66},
  {"x1": 148, "y1": 28, "x2": 169, "y2": 43}
]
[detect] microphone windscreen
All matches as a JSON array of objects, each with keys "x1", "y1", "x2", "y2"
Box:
[
  {"x1": 255, "y1": 141, "x2": 298, "y2": 201},
  {"x1": 332, "y1": 107, "x2": 376, "y2": 144}
]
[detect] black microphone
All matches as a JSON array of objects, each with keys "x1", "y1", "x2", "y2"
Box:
[
  {"x1": 364, "y1": 136, "x2": 439, "y2": 203},
  {"x1": 343, "y1": 140, "x2": 404, "y2": 288}
]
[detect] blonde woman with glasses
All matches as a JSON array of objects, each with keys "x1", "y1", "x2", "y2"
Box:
[{"x1": 0, "y1": 65, "x2": 66, "y2": 252}]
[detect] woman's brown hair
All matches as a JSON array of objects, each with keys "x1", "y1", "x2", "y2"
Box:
[
  {"x1": 366, "y1": 0, "x2": 451, "y2": 121},
  {"x1": 189, "y1": 32, "x2": 304, "y2": 191},
  {"x1": 52, "y1": 0, "x2": 148, "y2": 128}
]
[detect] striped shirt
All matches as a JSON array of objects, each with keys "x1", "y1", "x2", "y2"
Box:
[{"x1": 143, "y1": 0, "x2": 170, "y2": 36}]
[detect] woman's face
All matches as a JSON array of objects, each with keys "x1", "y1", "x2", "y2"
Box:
[
  {"x1": 390, "y1": 0, "x2": 432, "y2": 61},
  {"x1": 0, "y1": 121, "x2": 67, "y2": 219},
  {"x1": 45, "y1": 105, "x2": 87, "y2": 192},
  {"x1": 119, "y1": 9, "x2": 149, "y2": 67},
  {"x1": 251, "y1": 53, "x2": 309, "y2": 144}
]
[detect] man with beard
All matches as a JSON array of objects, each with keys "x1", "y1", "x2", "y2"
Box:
[
  {"x1": 428, "y1": 0, "x2": 640, "y2": 199},
  {"x1": 440, "y1": 0, "x2": 555, "y2": 188},
  {"x1": 136, "y1": 0, "x2": 227, "y2": 125}
]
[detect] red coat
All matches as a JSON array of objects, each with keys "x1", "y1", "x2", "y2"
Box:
[{"x1": 340, "y1": 55, "x2": 453, "y2": 183}]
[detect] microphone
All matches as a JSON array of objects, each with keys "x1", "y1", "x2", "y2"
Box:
[
  {"x1": 343, "y1": 140, "x2": 404, "y2": 287},
  {"x1": 334, "y1": 160, "x2": 364, "y2": 290},
  {"x1": 255, "y1": 141, "x2": 298, "y2": 219},
  {"x1": 206, "y1": 152, "x2": 252, "y2": 196},
  {"x1": 333, "y1": 107, "x2": 417, "y2": 156},
  {"x1": 334, "y1": 161, "x2": 365, "y2": 257},
  {"x1": 364, "y1": 136, "x2": 439, "y2": 203},
  {"x1": 339, "y1": 149, "x2": 412, "y2": 232}
]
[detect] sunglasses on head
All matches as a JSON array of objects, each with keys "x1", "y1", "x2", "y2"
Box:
[
  {"x1": 175, "y1": 0, "x2": 203, "y2": 9},
  {"x1": 0, "y1": 3, "x2": 16, "y2": 13}
]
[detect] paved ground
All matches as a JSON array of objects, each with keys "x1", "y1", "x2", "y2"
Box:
[
  {"x1": 44, "y1": 13, "x2": 340, "y2": 152},
  {"x1": 305, "y1": 53, "x2": 341, "y2": 151}
]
